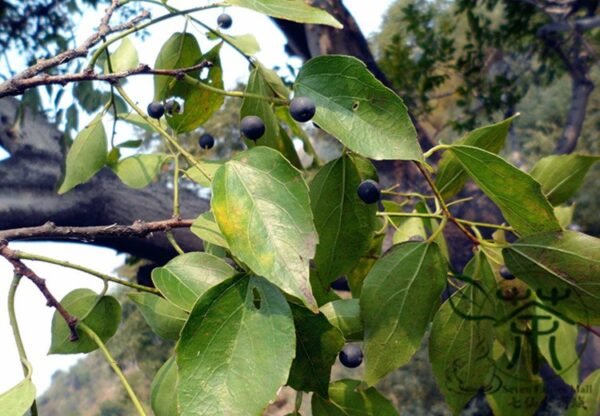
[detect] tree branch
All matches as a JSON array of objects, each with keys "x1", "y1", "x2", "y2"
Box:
[
  {"x1": 0, "y1": 243, "x2": 79, "y2": 341},
  {"x1": 0, "y1": 61, "x2": 213, "y2": 98},
  {"x1": 0, "y1": 2, "x2": 149, "y2": 98},
  {"x1": 0, "y1": 218, "x2": 195, "y2": 243}
]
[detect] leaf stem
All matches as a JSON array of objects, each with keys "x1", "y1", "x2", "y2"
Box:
[
  {"x1": 423, "y1": 144, "x2": 450, "y2": 160},
  {"x1": 445, "y1": 196, "x2": 474, "y2": 208},
  {"x1": 173, "y1": 154, "x2": 181, "y2": 217},
  {"x1": 166, "y1": 231, "x2": 185, "y2": 255},
  {"x1": 13, "y1": 251, "x2": 159, "y2": 294},
  {"x1": 427, "y1": 216, "x2": 448, "y2": 243},
  {"x1": 182, "y1": 74, "x2": 289, "y2": 104},
  {"x1": 414, "y1": 162, "x2": 480, "y2": 245},
  {"x1": 459, "y1": 220, "x2": 513, "y2": 231},
  {"x1": 78, "y1": 322, "x2": 147, "y2": 416},
  {"x1": 8, "y1": 273, "x2": 39, "y2": 416},
  {"x1": 378, "y1": 212, "x2": 444, "y2": 220},
  {"x1": 381, "y1": 190, "x2": 436, "y2": 199}
]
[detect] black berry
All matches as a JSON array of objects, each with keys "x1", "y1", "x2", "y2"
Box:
[
  {"x1": 330, "y1": 277, "x2": 350, "y2": 291},
  {"x1": 199, "y1": 133, "x2": 215, "y2": 150},
  {"x1": 217, "y1": 13, "x2": 232, "y2": 29},
  {"x1": 499, "y1": 266, "x2": 515, "y2": 280},
  {"x1": 147, "y1": 102, "x2": 164, "y2": 119},
  {"x1": 289, "y1": 96, "x2": 316, "y2": 122},
  {"x1": 357, "y1": 180, "x2": 380, "y2": 204},
  {"x1": 339, "y1": 344, "x2": 363, "y2": 368},
  {"x1": 165, "y1": 100, "x2": 180, "y2": 115},
  {"x1": 240, "y1": 115, "x2": 265, "y2": 141}
]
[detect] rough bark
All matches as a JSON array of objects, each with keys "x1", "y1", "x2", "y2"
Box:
[{"x1": 0, "y1": 97, "x2": 206, "y2": 262}]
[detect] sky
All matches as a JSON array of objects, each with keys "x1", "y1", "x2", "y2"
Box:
[{"x1": 0, "y1": 0, "x2": 396, "y2": 397}]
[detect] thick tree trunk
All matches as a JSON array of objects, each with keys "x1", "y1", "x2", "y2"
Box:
[
  {"x1": 0, "y1": 97, "x2": 206, "y2": 262},
  {"x1": 554, "y1": 77, "x2": 594, "y2": 154}
]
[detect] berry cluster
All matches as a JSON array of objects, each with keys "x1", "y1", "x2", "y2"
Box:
[{"x1": 147, "y1": 96, "x2": 320, "y2": 156}]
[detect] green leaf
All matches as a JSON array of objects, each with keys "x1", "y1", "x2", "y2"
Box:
[
  {"x1": 258, "y1": 63, "x2": 290, "y2": 99},
  {"x1": 154, "y1": 32, "x2": 201, "y2": 101},
  {"x1": 128, "y1": 293, "x2": 187, "y2": 340},
  {"x1": 116, "y1": 139, "x2": 143, "y2": 148},
  {"x1": 448, "y1": 145, "x2": 561, "y2": 236},
  {"x1": 58, "y1": 116, "x2": 107, "y2": 194},
  {"x1": 226, "y1": 0, "x2": 342, "y2": 28},
  {"x1": 105, "y1": 38, "x2": 139, "y2": 73},
  {"x1": 154, "y1": 35, "x2": 224, "y2": 133},
  {"x1": 151, "y1": 356, "x2": 179, "y2": 416},
  {"x1": 320, "y1": 299, "x2": 363, "y2": 341},
  {"x1": 177, "y1": 275, "x2": 295, "y2": 416},
  {"x1": 555, "y1": 205, "x2": 575, "y2": 228},
  {"x1": 241, "y1": 68, "x2": 301, "y2": 168},
  {"x1": 294, "y1": 55, "x2": 421, "y2": 161},
  {"x1": 361, "y1": 242, "x2": 447, "y2": 385},
  {"x1": 535, "y1": 303, "x2": 579, "y2": 388},
  {"x1": 310, "y1": 155, "x2": 378, "y2": 286},
  {"x1": 392, "y1": 216, "x2": 427, "y2": 245},
  {"x1": 310, "y1": 270, "x2": 341, "y2": 307},
  {"x1": 172, "y1": 44, "x2": 224, "y2": 133},
  {"x1": 220, "y1": 33, "x2": 260, "y2": 56},
  {"x1": 0, "y1": 379, "x2": 36, "y2": 416},
  {"x1": 347, "y1": 231, "x2": 384, "y2": 297},
  {"x1": 415, "y1": 201, "x2": 449, "y2": 260},
  {"x1": 112, "y1": 154, "x2": 168, "y2": 189},
  {"x1": 503, "y1": 230, "x2": 600, "y2": 325},
  {"x1": 73, "y1": 82, "x2": 104, "y2": 113},
  {"x1": 151, "y1": 252, "x2": 236, "y2": 312},
  {"x1": 436, "y1": 115, "x2": 516, "y2": 199},
  {"x1": 49, "y1": 289, "x2": 121, "y2": 354},
  {"x1": 529, "y1": 154, "x2": 600, "y2": 206},
  {"x1": 204, "y1": 242, "x2": 227, "y2": 258},
  {"x1": 486, "y1": 348, "x2": 544, "y2": 416},
  {"x1": 311, "y1": 379, "x2": 398, "y2": 416},
  {"x1": 184, "y1": 161, "x2": 222, "y2": 187},
  {"x1": 106, "y1": 147, "x2": 120, "y2": 167},
  {"x1": 190, "y1": 211, "x2": 229, "y2": 249},
  {"x1": 287, "y1": 304, "x2": 345, "y2": 397},
  {"x1": 211, "y1": 147, "x2": 318, "y2": 310},
  {"x1": 566, "y1": 368, "x2": 600, "y2": 416},
  {"x1": 429, "y1": 252, "x2": 495, "y2": 414}
]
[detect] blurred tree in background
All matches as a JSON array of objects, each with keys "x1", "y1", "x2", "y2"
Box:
[{"x1": 374, "y1": 0, "x2": 600, "y2": 233}]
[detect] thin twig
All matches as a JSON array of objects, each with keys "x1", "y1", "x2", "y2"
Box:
[
  {"x1": 12, "y1": 250, "x2": 159, "y2": 294},
  {"x1": 0, "y1": 243, "x2": 79, "y2": 341},
  {"x1": 78, "y1": 322, "x2": 148, "y2": 416},
  {"x1": 7, "y1": 273, "x2": 38, "y2": 415},
  {"x1": 0, "y1": 61, "x2": 212, "y2": 98}
]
